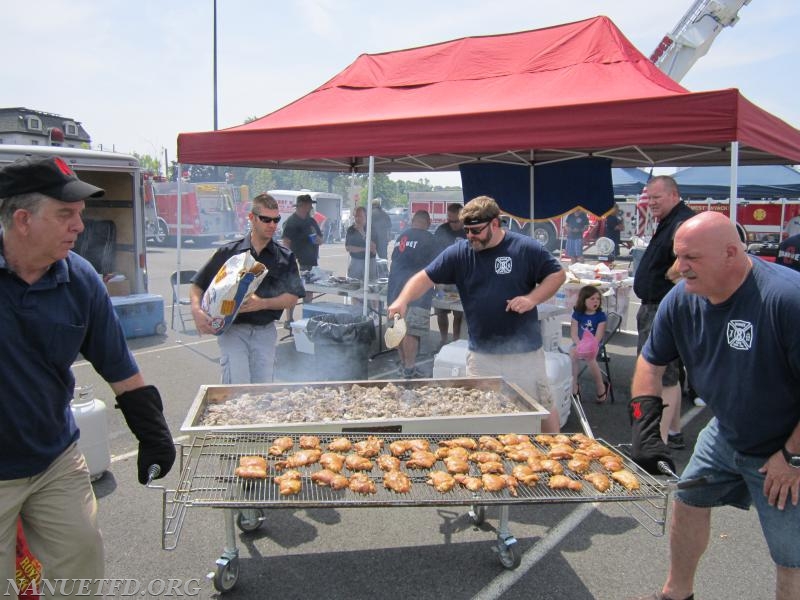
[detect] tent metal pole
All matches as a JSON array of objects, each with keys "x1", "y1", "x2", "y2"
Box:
[
  {"x1": 176, "y1": 163, "x2": 183, "y2": 301},
  {"x1": 729, "y1": 141, "x2": 739, "y2": 227},
  {"x1": 362, "y1": 156, "x2": 375, "y2": 317},
  {"x1": 529, "y1": 151, "x2": 535, "y2": 239}
]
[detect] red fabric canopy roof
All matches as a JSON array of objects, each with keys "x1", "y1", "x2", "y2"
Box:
[{"x1": 178, "y1": 16, "x2": 800, "y2": 171}]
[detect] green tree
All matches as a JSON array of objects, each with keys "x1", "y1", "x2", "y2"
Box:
[{"x1": 133, "y1": 152, "x2": 162, "y2": 176}]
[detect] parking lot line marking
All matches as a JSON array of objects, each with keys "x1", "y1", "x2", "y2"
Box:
[
  {"x1": 472, "y1": 502, "x2": 597, "y2": 600},
  {"x1": 72, "y1": 338, "x2": 216, "y2": 367}
]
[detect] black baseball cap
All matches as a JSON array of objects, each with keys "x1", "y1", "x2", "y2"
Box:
[
  {"x1": 295, "y1": 194, "x2": 315, "y2": 205},
  {"x1": 0, "y1": 156, "x2": 105, "y2": 202}
]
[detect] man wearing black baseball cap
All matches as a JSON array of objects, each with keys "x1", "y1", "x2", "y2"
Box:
[{"x1": 0, "y1": 155, "x2": 175, "y2": 589}]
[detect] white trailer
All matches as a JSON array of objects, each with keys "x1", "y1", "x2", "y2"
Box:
[{"x1": 0, "y1": 145, "x2": 150, "y2": 295}]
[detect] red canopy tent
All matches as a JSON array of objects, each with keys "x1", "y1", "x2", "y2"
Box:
[{"x1": 178, "y1": 16, "x2": 800, "y2": 171}]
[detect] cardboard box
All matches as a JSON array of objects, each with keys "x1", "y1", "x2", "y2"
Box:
[{"x1": 105, "y1": 279, "x2": 131, "y2": 297}]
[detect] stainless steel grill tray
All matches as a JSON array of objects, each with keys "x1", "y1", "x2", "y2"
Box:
[{"x1": 170, "y1": 431, "x2": 666, "y2": 509}]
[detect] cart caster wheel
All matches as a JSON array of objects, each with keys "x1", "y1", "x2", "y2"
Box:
[
  {"x1": 497, "y1": 537, "x2": 521, "y2": 570},
  {"x1": 469, "y1": 505, "x2": 486, "y2": 525},
  {"x1": 236, "y1": 509, "x2": 265, "y2": 532},
  {"x1": 213, "y1": 556, "x2": 239, "y2": 592}
]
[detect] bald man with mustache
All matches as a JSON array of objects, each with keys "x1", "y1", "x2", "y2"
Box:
[{"x1": 629, "y1": 212, "x2": 800, "y2": 600}]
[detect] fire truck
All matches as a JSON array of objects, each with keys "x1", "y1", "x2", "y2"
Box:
[{"x1": 144, "y1": 179, "x2": 248, "y2": 246}]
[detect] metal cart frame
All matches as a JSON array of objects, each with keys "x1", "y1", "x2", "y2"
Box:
[{"x1": 149, "y1": 426, "x2": 670, "y2": 593}]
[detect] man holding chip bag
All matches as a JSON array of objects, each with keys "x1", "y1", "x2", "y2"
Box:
[{"x1": 190, "y1": 193, "x2": 305, "y2": 383}]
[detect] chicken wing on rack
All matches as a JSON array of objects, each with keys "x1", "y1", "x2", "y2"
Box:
[
  {"x1": 478, "y1": 461, "x2": 505, "y2": 475},
  {"x1": 598, "y1": 454, "x2": 625, "y2": 472},
  {"x1": 318, "y1": 452, "x2": 345, "y2": 473},
  {"x1": 234, "y1": 455, "x2": 268, "y2": 479},
  {"x1": 567, "y1": 457, "x2": 591, "y2": 474},
  {"x1": 383, "y1": 470, "x2": 412, "y2": 494},
  {"x1": 584, "y1": 472, "x2": 611, "y2": 492},
  {"x1": 268, "y1": 436, "x2": 294, "y2": 456},
  {"x1": 610, "y1": 469, "x2": 641, "y2": 491},
  {"x1": 327, "y1": 437, "x2": 352, "y2": 453},
  {"x1": 389, "y1": 440, "x2": 412, "y2": 457},
  {"x1": 310, "y1": 468, "x2": 349, "y2": 490},
  {"x1": 539, "y1": 459, "x2": 564, "y2": 475},
  {"x1": 547, "y1": 444, "x2": 575, "y2": 460},
  {"x1": 426, "y1": 470, "x2": 456, "y2": 493},
  {"x1": 511, "y1": 464, "x2": 540, "y2": 486},
  {"x1": 376, "y1": 454, "x2": 402, "y2": 472},
  {"x1": 274, "y1": 470, "x2": 302, "y2": 495},
  {"x1": 548, "y1": 475, "x2": 582, "y2": 491},
  {"x1": 275, "y1": 449, "x2": 321, "y2": 470},
  {"x1": 436, "y1": 446, "x2": 469, "y2": 460},
  {"x1": 443, "y1": 456, "x2": 470, "y2": 474},
  {"x1": 405, "y1": 450, "x2": 438, "y2": 469},
  {"x1": 478, "y1": 435, "x2": 505, "y2": 453},
  {"x1": 481, "y1": 473, "x2": 508, "y2": 492},
  {"x1": 453, "y1": 473, "x2": 483, "y2": 491},
  {"x1": 353, "y1": 436, "x2": 384, "y2": 458},
  {"x1": 498, "y1": 433, "x2": 530, "y2": 446},
  {"x1": 504, "y1": 444, "x2": 544, "y2": 462},
  {"x1": 468, "y1": 451, "x2": 503, "y2": 464},
  {"x1": 348, "y1": 472, "x2": 377, "y2": 495},
  {"x1": 438, "y1": 437, "x2": 478, "y2": 450},
  {"x1": 299, "y1": 435, "x2": 321, "y2": 449},
  {"x1": 344, "y1": 454, "x2": 374, "y2": 471}
]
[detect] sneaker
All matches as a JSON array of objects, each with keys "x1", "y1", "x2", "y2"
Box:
[
  {"x1": 667, "y1": 432, "x2": 686, "y2": 450},
  {"x1": 693, "y1": 396, "x2": 707, "y2": 407},
  {"x1": 402, "y1": 367, "x2": 424, "y2": 379}
]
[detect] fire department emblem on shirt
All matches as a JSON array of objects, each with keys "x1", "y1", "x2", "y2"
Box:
[
  {"x1": 495, "y1": 256, "x2": 512, "y2": 274},
  {"x1": 727, "y1": 320, "x2": 752, "y2": 350}
]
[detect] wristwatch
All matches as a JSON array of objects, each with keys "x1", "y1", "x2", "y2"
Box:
[{"x1": 781, "y1": 447, "x2": 800, "y2": 468}]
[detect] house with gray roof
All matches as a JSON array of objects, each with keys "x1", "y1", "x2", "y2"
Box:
[{"x1": 0, "y1": 107, "x2": 91, "y2": 147}]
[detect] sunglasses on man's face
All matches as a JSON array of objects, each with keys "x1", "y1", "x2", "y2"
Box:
[
  {"x1": 252, "y1": 213, "x2": 281, "y2": 224},
  {"x1": 464, "y1": 221, "x2": 491, "y2": 236}
]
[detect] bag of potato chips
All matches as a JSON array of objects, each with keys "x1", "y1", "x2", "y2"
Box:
[{"x1": 201, "y1": 252, "x2": 268, "y2": 335}]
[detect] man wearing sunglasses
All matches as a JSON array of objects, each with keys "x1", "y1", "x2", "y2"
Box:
[
  {"x1": 388, "y1": 196, "x2": 566, "y2": 432},
  {"x1": 190, "y1": 193, "x2": 305, "y2": 383}
]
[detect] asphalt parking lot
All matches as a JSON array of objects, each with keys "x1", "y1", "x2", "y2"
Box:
[{"x1": 65, "y1": 241, "x2": 775, "y2": 600}]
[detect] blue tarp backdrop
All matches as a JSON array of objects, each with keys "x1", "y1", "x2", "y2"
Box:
[
  {"x1": 674, "y1": 165, "x2": 800, "y2": 199},
  {"x1": 459, "y1": 157, "x2": 615, "y2": 221}
]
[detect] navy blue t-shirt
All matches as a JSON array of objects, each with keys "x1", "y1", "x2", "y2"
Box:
[
  {"x1": 644, "y1": 259, "x2": 800, "y2": 455},
  {"x1": 425, "y1": 231, "x2": 562, "y2": 354},
  {"x1": 387, "y1": 227, "x2": 438, "y2": 308},
  {"x1": 572, "y1": 309, "x2": 607, "y2": 339},
  {"x1": 0, "y1": 249, "x2": 139, "y2": 479}
]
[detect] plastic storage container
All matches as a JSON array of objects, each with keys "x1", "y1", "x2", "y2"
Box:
[
  {"x1": 291, "y1": 318, "x2": 315, "y2": 354},
  {"x1": 306, "y1": 314, "x2": 376, "y2": 380},
  {"x1": 70, "y1": 385, "x2": 111, "y2": 481},
  {"x1": 432, "y1": 339, "x2": 469, "y2": 378},
  {"x1": 111, "y1": 293, "x2": 167, "y2": 338},
  {"x1": 433, "y1": 343, "x2": 572, "y2": 427},
  {"x1": 544, "y1": 351, "x2": 572, "y2": 428}
]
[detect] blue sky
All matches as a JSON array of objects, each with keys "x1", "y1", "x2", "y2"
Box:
[{"x1": 4, "y1": 0, "x2": 798, "y2": 185}]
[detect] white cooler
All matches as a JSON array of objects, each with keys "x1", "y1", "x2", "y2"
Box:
[
  {"x1": 432, "y1": 341, "x2": 572, "y2": 427},
  {"x1": 291, "y1": 318, "x2": 315, "y2": 354}
]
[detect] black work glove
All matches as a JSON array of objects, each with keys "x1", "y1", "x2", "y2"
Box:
[
  {"x1": 629, "y1": 395, "x2": 675, "y2": 475},
  {"x1": 115, "y1": 385, "x2": 176, "y2": 484}
]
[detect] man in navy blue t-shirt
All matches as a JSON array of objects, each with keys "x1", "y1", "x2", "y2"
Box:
[
  {"x1": 387, "y1": 210, "x2": 438, "y2": 377},
  {"x1": 387, "y1": 196, "x2": 566, "y2": 432},
  {"x1": 629, "y1": 211, "x2": 800, "y2": 600}
]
